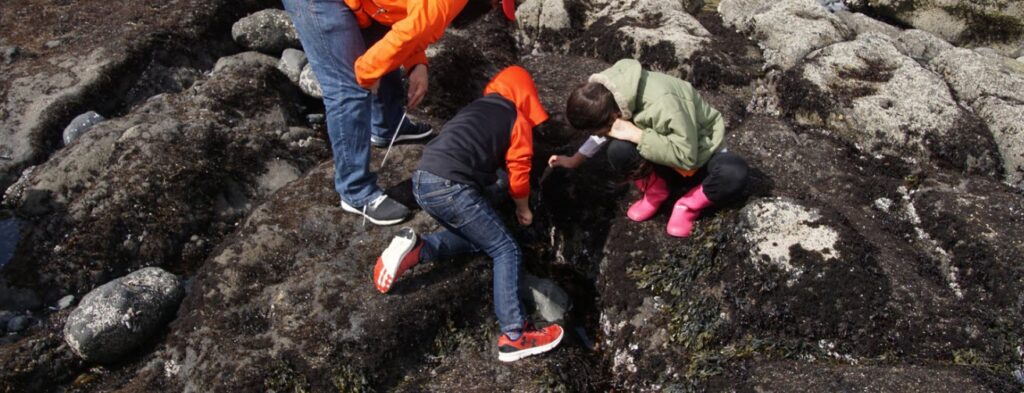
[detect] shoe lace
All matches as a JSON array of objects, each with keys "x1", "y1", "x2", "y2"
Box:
[{"x1": 361, "y1": 194, "x2": 389, "y2": 228}]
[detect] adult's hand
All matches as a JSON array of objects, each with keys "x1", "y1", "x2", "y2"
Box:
[{"x1": 407, "y1": 64, "x2": 429, "y2": 109}]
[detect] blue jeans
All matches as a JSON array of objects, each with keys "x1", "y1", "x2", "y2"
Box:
[
  {"x1": 283, "y1": 0, "x2": 405, "y2": 206},
  {"x1": 413, "y1": 171, "x2": 526, "y2": 334}
]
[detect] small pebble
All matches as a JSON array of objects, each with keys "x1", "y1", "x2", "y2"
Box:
[
  {"x1": 45, "y1": 40, "x2": 62, "y2": 49},
  {"x1": 306, "y1": 113, "x2": 325, "y2": 125},
  {"x1": 58, "y1": 295, "x2": 75, "y2": 310},
  {"x1": 7, "y1": 315, "x2": 30, "y2": 333}
]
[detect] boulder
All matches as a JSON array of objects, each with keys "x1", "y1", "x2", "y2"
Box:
[
  {"x1": 719, "y1": 0, "x2": 853, "y2": 69},
  {"x1": 277, "y1": 48, "x2": 306, "y2": 83},
  {"x1": 516, "y1": 0, "x2": 712, "y2": 74},
  {"x1": 230, "y1": 9, "x2": 300, "y2": 55},
  {"x1": 0, "y1": 0, "x2": 275, "y2": 197},
  {"x1": 212, "y1": 51, "x2": 278, "y2": 74},
  {"x1": 708, "y1": 361, "x2": 1005, "y2": 392},
  {"x1": 1, "y1": 56, "x2": 327, "y2": 299},
  {"x1": 64, "y1": 267, "x2": 184, "y2": 363},
  {"x1": 777, "y1": 33, "x2": 1001, "y2": 177},
  {"x1": 61, "y1": 111, "x2": 105, "y2": 146},
  {"x1": 835, "y1": 10, "x2": 902, "y2": 39},
  {"x1": 896, "y1": 29, "x2": 955, "y2": 62},
  {"x1": 931, "y1": 48, "x2": 1024, "y2": 188},
  {"x1": 847, "y1": 0, "x2": 1024, "y2": 56},
  {"x1": 298, "y1": 62, "x2": 322, "y2": 99}
]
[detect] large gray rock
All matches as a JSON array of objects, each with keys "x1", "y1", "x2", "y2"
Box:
[
  {"x1": 298, "y1": 62, "x2": 322, "y2": 99},
  {"x1": 931, "y1": 48, "x2": 1024, "y2": 188},
  {"x1": 64, "y1": 267, "x2": 184, "y2": 363},
  {"x1": 1, "y1": 57, "x2": 326, "y2": 298},
  {"x1": 847, "y1": 0, "x2": 1024, "y2": 56},
  {"x1": 277, "y1": 48, "x2": 307, "y2": 83},
  {"x1": 896, "y1": 29, "x2": 955, "y2": 63},
  {"x1": 516, "y1": 0, "x2": 711, "y2": 74},
  {"x1": 231, "y1": 9, "x2": 300, "y2": 55},
  {"x1": 212, "y1": 51, "x2": 278, "y2": 74},
  {"x1": 719, "y1": 0, "x2": 853, "y2": 69},
  {"x1": 61, "y1": 111, "x2": 105, "y2": 146},
  {"x1": 835, "y1": 10, "x2": 902, "y2": 39},
  {"x1": 778, "y1": 33, "x2": 1001, "y2": 176}
]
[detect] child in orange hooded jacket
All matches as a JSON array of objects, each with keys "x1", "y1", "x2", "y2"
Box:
[{"x1": 372, "y1": 66, "x2": 564, "y2": 362}]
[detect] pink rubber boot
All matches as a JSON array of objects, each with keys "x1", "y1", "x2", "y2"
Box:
[
  {"x1": 627, "y1": 172, "x2": 669, "y2": 222},
  {"x1": 667, "y1": 185, "x2": 713, "y2": 238}
]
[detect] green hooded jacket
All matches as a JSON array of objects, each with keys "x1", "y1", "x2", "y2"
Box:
[{"x1": 590, "y1": 59, "x2": 725, "y2": 171}]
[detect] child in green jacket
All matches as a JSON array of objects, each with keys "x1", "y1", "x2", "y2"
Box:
[{"x1": 549, "y1": 59, "x2": 749, "y2": 237}]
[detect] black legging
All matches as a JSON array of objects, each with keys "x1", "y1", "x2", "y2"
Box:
[{"x1": 606, "y1": 139, "x2": 748, "y2": 204}]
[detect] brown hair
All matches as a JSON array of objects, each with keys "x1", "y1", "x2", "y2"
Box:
[{"x1": 566, "y1": 82, "x2": 619, "y2": 135}]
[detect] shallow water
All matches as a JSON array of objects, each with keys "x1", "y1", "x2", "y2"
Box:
[{"x1": 0, "y1": 218, "x2": 20, "y2": 269}]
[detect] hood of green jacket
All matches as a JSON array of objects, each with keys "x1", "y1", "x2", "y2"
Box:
[{"x1": 588, "y1": 58, "x2": 644, "y2": 120}]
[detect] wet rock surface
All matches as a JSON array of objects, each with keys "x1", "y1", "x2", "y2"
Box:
[
  {"x1": 64, "y1": 267, "x2": 184, "y2": 364},
  {"x1": 1, "y1": 2, "x2": 1024, "y2": 392}
]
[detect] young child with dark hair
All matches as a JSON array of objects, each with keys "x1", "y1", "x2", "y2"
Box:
[
  {"x1": 372, "y1": 66, "x2": 564, "y2": 362},
  {"x1": 549, "y1": 59, "x2": 749, "y2": 237}
]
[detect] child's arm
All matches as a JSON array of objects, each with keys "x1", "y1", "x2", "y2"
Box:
[
  {"x1": 548, "y1": 136, "x2": 606, "y2": 169},
  {"x1": 506, "y1": 118, "x2": 534, "y2": 226}
]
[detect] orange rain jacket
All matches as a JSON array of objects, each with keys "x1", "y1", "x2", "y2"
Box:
[
  {"x1": 344, "y1": 0, "x2": 468, "y2": 88},
  {"x1": 483, "y1": 66, "x2": 549, "y2": 200}
]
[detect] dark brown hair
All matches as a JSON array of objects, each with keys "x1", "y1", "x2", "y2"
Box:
[{"x1": 566, "y1": 82, "x2": 619, "y2": 135}]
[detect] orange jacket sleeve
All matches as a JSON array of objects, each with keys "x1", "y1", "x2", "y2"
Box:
[
  {"x1": 353, "y1": 0, "x2": 467, "y2": 88},
  {"x1": 505, "y1": 117, "x2": 534, "y2": 199}
]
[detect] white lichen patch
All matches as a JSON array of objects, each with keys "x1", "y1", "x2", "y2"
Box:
[
  {"x1": 897, "y1": 186, "x2": 964, "y2": 298},
  {"x1": 741, "y1": 198, "x2": 840, "y2": 284}
]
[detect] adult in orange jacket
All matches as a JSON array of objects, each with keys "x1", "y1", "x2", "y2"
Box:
[{"x1": 282, "y1": 0, "x2": 489, "y2": 225}]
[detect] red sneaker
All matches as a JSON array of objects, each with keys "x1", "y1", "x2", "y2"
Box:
[
  {"x1": 373, "y1": 228, "x2": 423, "y2": 293},
  {"x1": 497, "y1": 323, "x2": 564, "y2": 362}
]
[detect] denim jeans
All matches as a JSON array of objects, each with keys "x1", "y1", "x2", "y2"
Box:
[
  {"x1": 283, "y1": 0, "x2": 404, "y2": 207},
  {"x1": 413, "y1": 170, "x2": 526, "y2": 334}
]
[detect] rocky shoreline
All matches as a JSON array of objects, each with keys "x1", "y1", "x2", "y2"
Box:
[{"x1": 1, "y1": 0, "x2": 1022, "y2": 391}]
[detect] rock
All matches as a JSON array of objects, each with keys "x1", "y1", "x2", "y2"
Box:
[
  {"x1": 298, "y1": 63, "x2": 322, "y2": 99},
  {"x1": 740, "y1": 198, "x2": 841, "y2": 284},
  {"x1": 45, "y1": 40, "x2": 62, "y2": 49},
  {"x1": 6, "y1": 315, "x2": 29, "y2": 333},
  {"x1": 0, "y1": 310, "x2": 13, "y2": 330},
  {"x1": 2, "y1": 57, "x2": 324, "y2": 297},
  {"x1": 64, "y1": 267, "x2": 184, "y2": 363},
  {"x1": 896, "y1": 29, "x2": 954, "y2": 62},
  {"x1": 277, "y1": 48, "x2": 306, "y2": 83},
  {"x1": 230, "y1": 9, "x2": 300, "y2": 55},
  {"x1": 57, "y1": 295, "x2": 74, "y2": 310},
  {"x1": 515, "y1": 0, "x2": 574, "y2": 53},
  {"x1": 778, "y1": 33, "x2": 1001, "y2": 176},
  {"x1": 1018, "y1": 56, "x2": 1024, "y2": 63},
  {"x1": 61, "y1": 111, "x2": 105, "y2": 146},
  {"x1": 517, "y1": 0, "x2": 711, "y2": 74},
  {"x1": 282, "y1": 126, "x2": 315, "y2": 143},
  {"x1": 212, "y1": 51, "x2": 278, "y2": 74},
  {"x1": 835, "y1": 11, "x2": 901, "y2": 39},
  {"x1": 2, "y1": 46, "x2": 19, "y2": 65},
  {"x1": 709, "y1": 361, "x2": 1005, "y2": 392},
  {"x1": 931, "y1": 48, "x2": 1024, "y2": 188},
  {"x1": 719, "y1": 0, "x2": 853, "y2": 69},
  {"x1": 817, "y1": 0, "x2": 846, "y2": 13},
  {"x1": 305, "y1": 113, "x2": 324, "y2": 125},
  {"x1": 846, "y1": 0, "x2": 1024, "y2": 56},
  {"x1": 520, "y1": 273, "x2": 571, "y2": 322}
]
